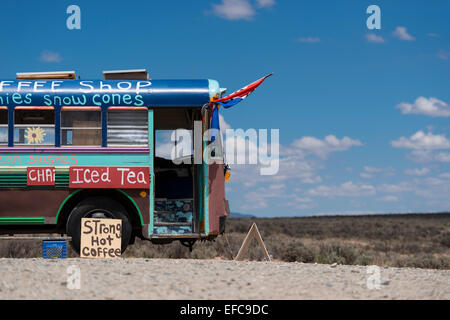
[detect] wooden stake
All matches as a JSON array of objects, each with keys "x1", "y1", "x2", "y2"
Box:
[{"x1": 235, "y1": 223, "x2": 271, "y2": 262}]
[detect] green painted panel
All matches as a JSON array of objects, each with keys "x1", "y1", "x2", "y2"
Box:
[
  {"x1": 55, "y1": 189, "x2": 82, "y2": 224},
  {"x1": 0, "y1": 153, "x2": 150, "y2": 167},
  {"x1": 148, "y1": 109, "x2": 154, "y2": 237},
  {"x1": 204, "y1": 138, "x2": 209, "y2": 235},
  {"x1": 116, "y1": 189, "x2": 144, "y2": 226},
  {"x1": 0, "y1": 217, "x2": 45, "y2": 224},
  {"x1": 0, "y1": 170, "x2": 69, "y2": 188}
]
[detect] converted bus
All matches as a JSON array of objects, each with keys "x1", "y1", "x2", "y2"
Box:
[{"x1": 0, "y1": 70, "x2": 229, "y2": 253}]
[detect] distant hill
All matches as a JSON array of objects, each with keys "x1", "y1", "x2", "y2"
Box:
[{"x1": 229, "y1": 212, "x2": 256, "y2": 218}]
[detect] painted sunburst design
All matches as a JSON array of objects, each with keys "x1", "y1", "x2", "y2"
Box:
[{"x1": 25, "y1": 127, "x2": 46, "y2": 144}]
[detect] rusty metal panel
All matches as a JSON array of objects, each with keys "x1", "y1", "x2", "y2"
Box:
[{"x1": 208, "y1": 163, "x2": 227, "y2": 235}]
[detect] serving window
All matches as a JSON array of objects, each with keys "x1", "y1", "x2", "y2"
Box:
[
  {"x1": 61, "y1": 107, "x2": 102, "y2": 146},
  {"x1": 14, "y1": 107, "x2": 55, "y2": 146},
  {"x1": 0, "y1": 108, "x2": 7, "y2": 145},
  {"x1": 107, "y1": 108, "x2": 148, "y2": 146}
]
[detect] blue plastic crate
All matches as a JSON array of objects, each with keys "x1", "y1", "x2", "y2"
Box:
[{"x1": 42, "y1": 240, "x2": 67, "y2": 259}]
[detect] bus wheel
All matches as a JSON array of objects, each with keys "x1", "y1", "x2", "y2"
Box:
[{"x1": 66, "y1": 196, "x2": 133, "y2": 255}]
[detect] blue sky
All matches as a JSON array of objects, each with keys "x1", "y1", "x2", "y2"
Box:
[{"x1": 0, "y1": 0, "x2": 449, "y2": 216}]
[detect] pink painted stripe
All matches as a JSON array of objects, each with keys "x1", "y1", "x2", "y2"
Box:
[{"x1": 0, "y1": 147, "x2": 150, "y2": 154}]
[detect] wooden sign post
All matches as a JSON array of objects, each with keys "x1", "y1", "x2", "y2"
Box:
[
  {"x1": 235, "y1": 223, "x2": 271, "y2": 262},
  {"x1": 80, "y1": 218, "x2": 122, "y2": 258}
]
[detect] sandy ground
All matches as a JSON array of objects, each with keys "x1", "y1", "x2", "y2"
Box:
[{"x1": 0, "y1": 258, "x2": 448, "y2": 299}]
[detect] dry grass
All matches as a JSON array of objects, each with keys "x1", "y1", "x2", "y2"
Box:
[{"x1": 1, "y1": 213, "x2": 449, "y2": 269}]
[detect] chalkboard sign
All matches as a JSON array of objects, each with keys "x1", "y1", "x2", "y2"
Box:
[{"x1": 80, "y1": 218, "x2": 122, "y2": 258}]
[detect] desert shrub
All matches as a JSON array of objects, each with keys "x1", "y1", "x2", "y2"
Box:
[
  {"x1": 317, "y1": 243, "x2": 358, "y2": 265},
  {"x1": 372, "y1": 241, "x2": 392, "y2": 253},
  {"x1": 394, "y1": 255, "x2": 450, "y2": 269},
  {"x1": 354, "y1": 254, "x2": 373, "y2": 266},
  {"x1": 439, "y1": 232, "x2": 450, "y2": 248},
  {"x1": 1, "y1": 213, "x2": 449, "y2": 270},
  {"x1": 392, "y1": 242, "x2": 421, "y2": 254},
  {"x1": 123, "y1": 239, "x2": 190, "y2": 259},
  {"x1": 227, "y1": 219, "x2": 252, "y2": 233},
  {"x1": 0, "y1": 241, "x2": 41, "y2": 258},
  {"x1": 190, "y1": 245, "x2": 217, "y2": 259},
  {"x1": 279, "y1": 242, "x2": 315, "y2": 263}
]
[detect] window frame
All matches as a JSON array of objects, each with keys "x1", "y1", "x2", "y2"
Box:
[
  {"x1": 60, "y1": 106, "x2": 102, "y2": 147},
  {"x1": 107, "y1": 107, "x2": 149, "y2": 147},
  {"x1": 0, "y1": 107, "x2": 8, "y2": 146},
  {"x1": 13, "y1": 106, "x2": 55, "y2": 146}
]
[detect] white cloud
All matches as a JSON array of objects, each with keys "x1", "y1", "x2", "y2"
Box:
[
  {"x1": 366, "y1": 33, "x2": 385, "y2": 43},
  {"x1": 301, "y1": 176, "x2": 322, "y2": 184},
  {"x1": 391, "y1": 131, "x2": 450, "y2": 150},
  {"x1": 404, "y1": 168, "x2": 430, "y2": 176},
  {"x1": 376, "y1": 178, "x2": 450, "y2": 202},
  {"x1": 229, "y1": 134, "x2": 362, "y2": 185},
  {"x1": 435, "y1": 152, "x2": 450, "y2": 162},
  {"x1": 379, "y1": 195, "x2": 399, "y2": 202},
  {"x1": 307, "y1": 181, "x2": 376, "y2": 198},
  {"x1": 241, "y1": 183, "x2": 286, "y2": 210},
  {"x1": 155, "y1": 129, "x2": 193, "y2": 159},
  {"x1": 364, "y1": 166, "x2": 382, "y2": 173},
  {"x1": 286, "y1": 195, "x2": 314, "y2": 210},
  {"x1": 268, "y1": 183, "x2": 285, "y2": 191},
  {"x1": 392, "y1": 26, "x2": 415, "y2": 41},
  {"x1": 155, "y1": 142, "x2": 172, "y2": 159},
  {"x1": 296, "y1": 37, "x2": 321, "y2": 43},
  {"x1": 422, "y1": 177, "x2": 444, "y2": 186},
  {"x1": 39, "y1": 50, "x2": 62, "y2": 63},
  {"x1": 242, "y1": 185, "x2": 313, "y2": 211},
  {"x1": 289, "y1": 135, "x2": 362, "y2": 159},
  {"x1": 273, "y1": 157, "x2": 317, "y2": 182},
  {"x1": 427, "y1": 33, "x2": 439, "y2": 38},
  {"x1": 440, "y1": 173, "x2": 450, "y2": 179},
  {"x1": 221, "y1": 121, "x2": 363, "y2": 210},
  {"x1": 377, "y1": 182, "x2": 411, "y2": 193},
  {"x1": 212, "y1": 0, "x2": 255, "y2": 20},
  {"x1": 437, "y1": 50, "x2": 449, "y2": 60},
  {"x1": 219, "y1": 114, "x2": 231, "y2": 131},
  {"x1": 362, "y1": 166, "x2": 395, "y2": 177},
  {"x1": 255, "y1": 0, "x2": 275, "y2": 8},
  {"x1": 405, "y1": 150, "x2": 450, "y2": 164},
  {"x1": 226, "y1": 132, "x2": 362, "y2": 212},
  {"x1": 224, "y1": 133, "x2": 260, "y2": 163},
  {"x1": 396, "y1": 97, "x2": 450, "y2": 117},
  {"x1": 406, "y1": 149, "x2": 433, "y2": 163},
  {"x1": 211, "y1": 0, "x2": 274, "y2": 20}
]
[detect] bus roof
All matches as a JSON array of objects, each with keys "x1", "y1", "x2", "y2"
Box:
[{"x1": 0, "y1": 79, "x2": 221, "y2": 108}]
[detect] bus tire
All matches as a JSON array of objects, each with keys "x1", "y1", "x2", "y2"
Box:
[{"x1": 66, "y1": 196, "x2": 133, "y2": 255}]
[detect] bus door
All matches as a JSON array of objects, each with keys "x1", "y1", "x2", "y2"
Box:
[{"x1": 152, "y1": 108, "x2": 202, "y2": 237}]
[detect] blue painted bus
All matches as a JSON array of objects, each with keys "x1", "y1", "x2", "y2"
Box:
[{"x1": 0, "y1": 70, "x2": 229, "y2": 253}]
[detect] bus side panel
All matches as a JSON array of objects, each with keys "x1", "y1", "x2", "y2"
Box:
[
  {"x1": 0, "y1": 190, "x2": 69, "y2": 223},
  {"x1": 118, "y1": 189, "x2": 150, "y2": 225},
  {"x1": 208, "y1": 163, "x2": 227, "y2": 235}
]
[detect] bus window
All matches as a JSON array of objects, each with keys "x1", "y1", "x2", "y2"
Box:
[
  {"x1": 107, "y1": 108, "x2": 148, "y2": 146},
  {"x1": 61, "y1": 107, "x2": 101, "y2": 146},
  {"x1": 155, "y1": 129, "x2": 193, "y2": 160},
  {"x1": 0, "y1": 108, "x2": 7, "y2": 145},
  {"x1": 14, "y1": 107, "x2": 55, "y2": 146}
]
